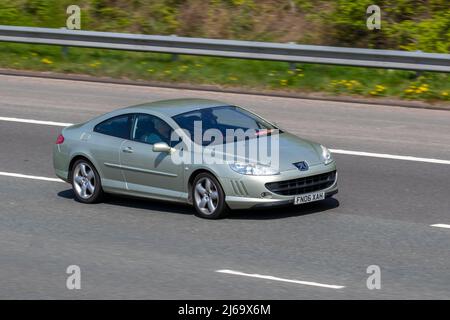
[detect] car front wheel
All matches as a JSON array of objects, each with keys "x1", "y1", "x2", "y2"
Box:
[
  {"x1": 192, "y1": 173, "x2": 228, "y2": 219},
  {"x1": 71, "y1": 159, "x2": 103, "y2": 203}
]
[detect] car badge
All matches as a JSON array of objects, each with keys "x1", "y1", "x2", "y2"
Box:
[{"x1": 293, "y1": 161, "x2": 309, "y2": 171}]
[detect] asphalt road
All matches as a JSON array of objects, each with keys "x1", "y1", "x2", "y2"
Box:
[{"x1": 0, "y1": 74, "x2": 449, "y2": 299}]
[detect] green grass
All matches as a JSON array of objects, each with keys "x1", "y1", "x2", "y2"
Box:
[{"x1": 1, "y1": 43, "x2": 449, "y2": 102}]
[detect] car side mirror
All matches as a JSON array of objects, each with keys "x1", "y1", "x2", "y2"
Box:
[{"x1": 152, "y1": 142, "x2": 172, "y2": 153}]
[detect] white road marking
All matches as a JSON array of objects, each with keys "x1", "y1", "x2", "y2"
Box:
[
  {"x1": 430, "y1": 224, "x2": 450, "y2": 229},
  {"x1": 0, "y1": 116, "x2": 73, "y2": 127},
  {"x1": 330, "y1": 149, "x2": 450, "y2": 165},
  {"x1": 1, "y1": 116, "x2": 450, "y2": 165},
  {"x1": 0, "y1": 170, "x2": 447, "y2": 235},
  {"x1": 215, "y1": 269, "x2": 345, "y2": 289},
  {"x1": 0, "y1": 171, "x2": 64, "y2": 183}
]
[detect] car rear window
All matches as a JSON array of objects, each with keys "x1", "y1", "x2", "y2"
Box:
[{"x1": 94, "y1": 114, "x2": 133, "y2": 139}]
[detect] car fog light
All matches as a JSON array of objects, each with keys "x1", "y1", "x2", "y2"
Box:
[{"x1": 261, "y1": 192, "x2": 273, "y2": 198}]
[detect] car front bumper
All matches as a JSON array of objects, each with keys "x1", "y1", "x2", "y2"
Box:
[{"x1": 223, "y1": 162, "x2": 338, "y2": 210}]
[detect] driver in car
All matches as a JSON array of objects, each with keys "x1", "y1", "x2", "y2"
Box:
[{"x1": 145, "y1": 118, "x2": 172, "y2": 145}]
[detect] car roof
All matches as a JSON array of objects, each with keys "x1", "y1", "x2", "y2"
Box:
[{"x1": 120, "y1": 98, "x2": 230, "y2": 117}]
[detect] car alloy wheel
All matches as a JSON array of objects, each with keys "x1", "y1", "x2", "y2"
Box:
[
  {"x1": 192, "y1": 173, "x2": 228, "y2": 219},
  {"x1": 194, "y1": 177, "x2": 219, "y2": 215},
  {"x1": 71, "y1": 160, "x2": 103, "y2": 203},
  {"x1": 73, "y1": 162, "x2": 96, "y2": 199}
]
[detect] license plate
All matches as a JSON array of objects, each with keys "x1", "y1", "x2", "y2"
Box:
[{"x1": 294, "y1": 192, "x2": 325, "y2": 205}]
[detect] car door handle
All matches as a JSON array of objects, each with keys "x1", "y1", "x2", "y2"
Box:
[{"x1": 122, "y1": 146, "x2": 133, "y2": 153}]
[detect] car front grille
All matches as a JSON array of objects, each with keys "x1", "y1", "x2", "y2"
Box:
[{"x1": 265, "y1": 170, "x2": 336, "y2": 196}]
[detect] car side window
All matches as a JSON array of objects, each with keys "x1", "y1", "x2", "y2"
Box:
[
  {"x1": 94, "y1": 114, "x2": 133, "y2": 139},
  {"x1": 132, "y1": 114, "x2": 173, "y2": 145}
]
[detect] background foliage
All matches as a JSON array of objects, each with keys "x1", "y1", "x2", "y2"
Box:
[
  {"x1": 0, "y1": 0, "x2": 449, "y2": 53},
  {"x1": 0, "y1": 1, "x2": 449, "y2": 102}
]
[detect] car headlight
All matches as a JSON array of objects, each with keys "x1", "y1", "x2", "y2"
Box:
[
  {"x1": 320, "y1": 145, "x2": 333, "y2": 165},
  {"x1": 229, "y1": 162, "x2": 279, "y2": 176}
]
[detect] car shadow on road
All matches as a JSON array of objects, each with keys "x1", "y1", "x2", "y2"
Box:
[
  {"x1": 58, "y1": 189, "x2": 339, "y2": 220},
  {"x1": 57, "y1": 189, "x2": 193, "y2": 215},
  {"x1": 228, "y1": 197, "x2": 340, "y2": 220}
]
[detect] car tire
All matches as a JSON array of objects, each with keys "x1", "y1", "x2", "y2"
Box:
[
  {"x1": 192, "y1": 172, "x2": 229, "y2": 219},
  {"x1": 71, "y1": 159, "x2": 103, "y2": 204}
]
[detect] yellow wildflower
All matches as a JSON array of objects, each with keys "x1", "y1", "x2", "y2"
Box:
[
  {"x1": 40, "y1": 58, "x2": 53, "y2": 65},
  {"x1": 89, "y1": 61, "x2": 101, "y2": 68}
]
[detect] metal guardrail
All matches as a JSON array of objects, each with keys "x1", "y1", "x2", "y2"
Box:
[{"x1": 0, "y1": 25, "x2": 449, "y2": 72}]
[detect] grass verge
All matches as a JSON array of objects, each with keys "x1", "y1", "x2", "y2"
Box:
[{"x1": 1, "y1": 43, "x2": 449, "y2": 102}]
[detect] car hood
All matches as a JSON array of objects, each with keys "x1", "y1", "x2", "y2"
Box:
[
  {"x1": 272, "y1": 132, "x2": 323, "y2": 171},
  {"x1": 218, "y1": 132, "x2": 323, "y2": 172}
]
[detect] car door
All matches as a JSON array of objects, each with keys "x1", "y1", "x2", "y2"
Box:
[
  {"x1": 89, "y1": 113, "x2": 133, "y2": 190},
  {"x1": 120, "y1": 113, "x2": 184, "y2": 201}
]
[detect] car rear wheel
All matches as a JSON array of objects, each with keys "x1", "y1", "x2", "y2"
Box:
[
  {"x1": 71, "y1": 159, "x2": 103, "y2": 203},
  {"x1": 192, "y1": 173, "x2": 228, "y2": 219}
]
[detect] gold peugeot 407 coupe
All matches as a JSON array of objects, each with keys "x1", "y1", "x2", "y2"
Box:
[{"x1": 53, "y1": 98, "x2": 337, "y2": 219}]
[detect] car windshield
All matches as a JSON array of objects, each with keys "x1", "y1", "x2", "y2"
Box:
[{"x1": 172, "y1": 105, "x2": 281, "y2": 146}]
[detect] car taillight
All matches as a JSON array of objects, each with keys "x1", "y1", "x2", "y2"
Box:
[{"x1": 55, "y1": 134, "x2": 65, "y2": 144}]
